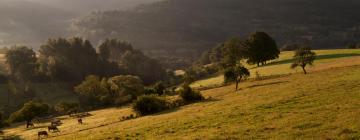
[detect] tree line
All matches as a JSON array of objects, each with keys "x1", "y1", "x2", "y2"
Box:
[{"x1": 195, "y1": 31, "x2": 317, "y2": 90}]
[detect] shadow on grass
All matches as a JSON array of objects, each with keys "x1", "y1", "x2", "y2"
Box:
[
  {"x1": 1, "y1": 135, "x2": 23, "y2": 140},
  {"x1": 260, "y1": 53, "x2": 360, "y2": 67},
  {"x1": 202, "y1": 97, "x2": 222, "y2": 103},
  {"x1": 246, "y1": 81, "x2": 289, "y2": 89},
  {"x1": 151, "y1": 107, "x2": 181, "y2": 116}
]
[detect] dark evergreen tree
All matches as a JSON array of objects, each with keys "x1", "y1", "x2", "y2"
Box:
[{"x1": 243, "y1": 32, "x2": 280, "y2": 66}]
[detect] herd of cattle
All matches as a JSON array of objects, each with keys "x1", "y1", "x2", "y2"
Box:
[
  {"x1": 27, "y1": 113, "x2": 90, "y2": 139},
  {"x1": 36, "y1": 118, "x2": 83, "y2": 138}
]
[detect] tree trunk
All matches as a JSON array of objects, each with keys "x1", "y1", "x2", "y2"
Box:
[
  {"x1": 235, "y1": 80, "x2": 239, "y2": 90},
  {"x1": 257, "y1": 62, "x2": 260, "y2": 67},
  {"x1": 26, "y1": 120, "x2": 31, "y2": 128},
  {"x1": 302, "y1": 66, "x2": 307, "y2": 74}
]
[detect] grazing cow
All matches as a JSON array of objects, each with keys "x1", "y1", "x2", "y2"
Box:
[
  {"x1": 78, "y1": 118, "x2": 83, "y2": 124},
  {"x1": 48, "y1": 125, "x2": 60, "y2": 132},
  {"x1": 38, "y1": 131, "x2": 48, "y2": 138},
  {"x1": 51, "y1": 119, "x2": 62, "y2": 126}
]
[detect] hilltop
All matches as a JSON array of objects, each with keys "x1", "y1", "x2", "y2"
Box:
[{"x1": 2, "y1": 49, "x2": 360, "y2": 139}]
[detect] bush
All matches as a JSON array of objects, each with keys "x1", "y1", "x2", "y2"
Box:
[
  {"x1": 55, "y1": 102, "x2": 80, "y2": 115},
  {"x1": 75, "y1": 75, "x2": 145, "y2": 108},
  {"x1": 178, "y1": 84, "x2": 204, "y2": 103},
  {"x1": 144, "y1": 87, "x2": 157, "y2": 95},
  {"x1": 8, "y1": 101, "x2": 49, "y2": 123},
  {"x1": 132, "y1": 95, "x2": 168, "y2": 116}
]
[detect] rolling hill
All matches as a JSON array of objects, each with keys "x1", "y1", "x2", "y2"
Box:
[
  {"x1": 73, "y1": 0, "x2": 360, "y2": 53},
  {"x1": 2, "y1": 49, "x2": 360, "y2": 139}
]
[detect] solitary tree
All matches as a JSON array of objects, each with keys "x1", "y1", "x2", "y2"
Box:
[
  {"x1": 243, "y1": 32, "x2": 280, "y2": 66},
  {"x1": 224, "y1": 63, "x2": 250, "y2": 90},
  {"x1": 9, "y1": 101, "x2": 49, "y2": 128},
  {"x1": 291, "y1": 47, "x2": 317, "y2": 74}
]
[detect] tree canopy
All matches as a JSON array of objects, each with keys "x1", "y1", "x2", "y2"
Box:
[
  {"x1": 5, "y1": 46, "x2": 38, "y2": 82},
  {"x1": 8, "y1": 101, "x2": 49, "y2": 127},
  {"x1": 291, "y1": 47, "x2": 317, "y2": 74},
  {"x1": 39, "y1": 37, "x2": 99, "y2": 82},
  {"x1": 75, "y1": 75, "x2": 145, "y2": 108},
  {"x1": 224, "y1": 63, "x2": 250, "y2": 90},
  {"x1": 243, "y1": 32, "x2": 280, "y2": 66}
]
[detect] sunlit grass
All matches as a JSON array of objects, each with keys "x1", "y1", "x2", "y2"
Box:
[
  {"x1": 191, "y1": 49, "x2": 360, "y2": 88},
  {"x1": 1, "y1": 49, "x2": 360, "y2": 139},
  {"x1": 2, "y1": 64, "x2": 360, "y2": 140}
]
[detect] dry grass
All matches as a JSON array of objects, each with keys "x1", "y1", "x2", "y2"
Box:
[
  {"x1": 1, "y1": 49, "x2": 360, "y2": 139},
  {"x1": 2, "y1": 65, "x2": 360, "y2": 140},
  {"x1": 191, "y1": 49, "x2": 360, "y2": 88}
]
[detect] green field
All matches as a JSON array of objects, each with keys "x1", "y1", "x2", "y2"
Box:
[
  {"x1": 1, "y1": 49, "x2": 360, "y2": 139},
  {"x1": 191, "y1": 49, "x2": 360, "y2": 88}
]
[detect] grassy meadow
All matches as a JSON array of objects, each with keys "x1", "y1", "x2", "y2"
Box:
[
  {"x1": 191, "y1": 49, "x2": 360, "y2": 88},
  {"x1": 1, "y1": 49, "x2": 360, "y2": 139}
]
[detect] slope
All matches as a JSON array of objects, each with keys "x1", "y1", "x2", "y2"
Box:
[
  {"x1": 2, "y1": 50, "x2": 360, "y2": 139},
  {"x1": 73, "y1": 0, "x2": 360, "y2": 52}
]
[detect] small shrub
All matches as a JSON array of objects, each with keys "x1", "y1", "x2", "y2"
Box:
[
  {"x1": 178, "y1": 84, "x2": 204, "y2": 103},
  {"x1": 132, "y1": 95, "x2": 168, "y2": 116},
  {"x1": 55, "y1": 102, "x2": 80, "y2": 115},
  {"x1": 144, "y1": 87, "x2": 157, "y2": 95}
]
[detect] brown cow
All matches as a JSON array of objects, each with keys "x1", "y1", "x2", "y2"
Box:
[{"x1": 78, "y1": 118, "x2": 83, "y2": 124}]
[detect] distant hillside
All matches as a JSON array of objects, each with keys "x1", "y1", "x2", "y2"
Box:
[
  {"x1": 73, "y1": 0, "x2": 360, "y2": 52},
  {"x1": 0, "y1": 0, "x2": 160, "y2": 47}
]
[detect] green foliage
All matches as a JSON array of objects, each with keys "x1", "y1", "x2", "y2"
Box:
[
  {"x1": 8, "y1": 101, "x2": 49, "y2": 123},
  {"x1": 55, "y1": 101, "x2": 80, "y2": 115},
  {"x1": 221, "y1": 38, "x2": 245, "y2": 68},
  {"x1": 132, "y1": 95, "x2": 168, "y2": 116},
  {"x1": 108, "y1": 75, "x2": 145, "y2": 104},
  {"x1": 179, "y1": 84, "x2": 204, "y2": 102},
  {"x1": 119, "y1": 50, "x2": 166, "y2": 84},
  {"x1": 224, "y1": 67, "x2": 237, "y2": 83},
  {"x1": 224, "y1": 63, "x2": 250, "y2": 90},
  {"x1": 5, "y1": 46, "x2": 38, "y2": 82},
  {"x1": 75, "y1": 75, "x2": 111, "y2": 108},
  {"x1": 144, "y1": 87, "x2": 157, "y2": 95},
  {"x1": 75, "y1": 75, "x2": 145, "y2": 108},
  {"x1": 38, "y1": 37, "x2": 99, "y2": 82},
  {"x1": 243, "y1": 32, "x2": 280, "y2": 66},
  {"x1": 98, "y1": 39, "x2": 133, "y2": 61},
  {"x1": 154, "y1": 82, "x2": 165, "y2": 95},
  {"x1": 291, "y1": 47, "x2": 317, "y2": 74}
]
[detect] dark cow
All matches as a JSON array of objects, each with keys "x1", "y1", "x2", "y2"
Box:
[
  {"x1": 78, "y1": 118, "x2": 83, "y2": 124},
  {"x1": 48, "y1": 125, "x2": 60, "y2": 132},
  {"x1": 27, "y1": 122, "x2": 35, "y2": 128}
]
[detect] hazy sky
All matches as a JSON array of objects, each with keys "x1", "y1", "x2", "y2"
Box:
[{"x1": 0, "y1": 0, "x2": 161, "y2": 48}]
